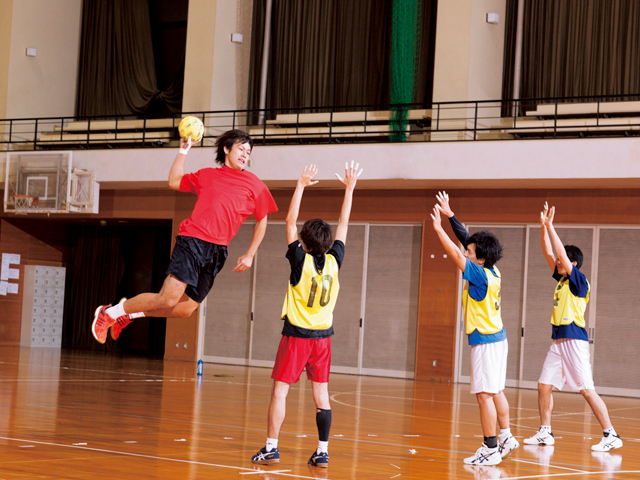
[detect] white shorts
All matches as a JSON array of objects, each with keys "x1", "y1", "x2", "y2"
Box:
[
  {"x1": 538, "y1": 338, "x2": 594, "y2": 392},
  {"x1": 469, "y1": 339, "x2": 508, "y2": 394}
]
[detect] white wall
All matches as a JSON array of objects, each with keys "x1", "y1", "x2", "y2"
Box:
[
  {"x1": 433, "y1": 0, "x2": 507, "y2": 103},
  {"x1": 1, "y1": 137, "x2": 634, "y2": 191},
  {"x1": 210, "y1": 0, "x2": 254, "y2": 112},
  {"x1": 5, "y1": 0, "x2": 82, "y2": 119},
  {"x1": 183, "y1": 0, "x2": 254, "y2": 114}
]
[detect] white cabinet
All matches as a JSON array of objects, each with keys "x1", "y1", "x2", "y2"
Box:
[{"x1": 20, "y1": 266, "x2": 65, "y2": 348}]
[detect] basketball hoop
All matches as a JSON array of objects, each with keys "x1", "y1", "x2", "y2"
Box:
[{"x1": 11, "y1": 195, "x2": 38, "y2": 215}]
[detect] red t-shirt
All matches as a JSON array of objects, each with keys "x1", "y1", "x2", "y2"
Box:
[{"x1": 178, "y1": 165, "x2": 278, "y2": 245}]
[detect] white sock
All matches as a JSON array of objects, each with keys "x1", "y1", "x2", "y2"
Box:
[
  {"x1": 604, "y1": 427, "x2": 617, "y2": 437},
  {"x1": 105, "y1": 303, "x2": 126, "y2": 319},
  {"x1": 540, "y1": 425, "x2": 552, "y2": 433},
  {"x1": 266, "y1": 437, "x2": 278, "y2": 452},
  {"x1": 499, "y1": 428, "x2": 511, "y2": 440},
  {"x1": 317, "y1": 440, "x2": 329, "y2": 454},
  {"x1": 129, "y1": 312, "x2": 145, "y2": 319}
]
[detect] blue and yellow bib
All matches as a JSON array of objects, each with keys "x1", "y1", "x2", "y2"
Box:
[
  {"x1": 551, "y1": 275, "x2": 589, "y2": 328},
  {"x1": 462, "y1": 265, "x2": 503, "y2": 335}
]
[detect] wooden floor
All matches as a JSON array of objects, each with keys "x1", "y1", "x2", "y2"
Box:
[{"x1": 0, "y1": 347, "x2": 639, "y2": 479}]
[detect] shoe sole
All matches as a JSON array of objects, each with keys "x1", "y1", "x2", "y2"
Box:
[
  {"x1": 91, "y1": 306, "x2": 106, "y2": 344},
  {"x1": 252, "y1": 459, "x2": 280, "y2": 465},
  {"x1": 309, "y1": 462, "x2": 328, "y2": 468},
  {"x1": 110, "y1": 297, "x2": 128, "y2": 341}
]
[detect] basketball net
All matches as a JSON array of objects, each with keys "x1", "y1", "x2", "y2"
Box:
[{"x1": 11, "y1": 195, "x2": 37, "y2": 215}]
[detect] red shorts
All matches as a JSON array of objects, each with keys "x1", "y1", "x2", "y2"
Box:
[{"x1": 271, "y1": 336, "x2": 331, "y2": 384}]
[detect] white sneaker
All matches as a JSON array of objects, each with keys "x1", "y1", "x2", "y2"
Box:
[
  {"x1": 591, "y1": 433, "x2": 623, "y2": 452},
  {"x1": 523, "y1": 430, "x2": 555, "y2": 446},
  {"x1": 463, "y1": 443, "x2": 502, "y2": 465},
  {"x1": 499, "y1": 435, "x2": 520, "y2": 458}
]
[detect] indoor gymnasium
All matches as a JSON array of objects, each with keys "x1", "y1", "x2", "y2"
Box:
[{"x1": 1, "y1": 1, "x2": 640, "y2": 479}]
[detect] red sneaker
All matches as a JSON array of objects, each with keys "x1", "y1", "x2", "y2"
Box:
[
  {"x1": 91, "y1": 305, "x2": 116, "y2": 344},
  {"x1": 110, "y1": 298, "x2": 132, "y2": 341}
]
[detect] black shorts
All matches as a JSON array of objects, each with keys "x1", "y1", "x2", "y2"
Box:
[{"x1": 166, "y1": 236, "x2": 228, "y2": 303}]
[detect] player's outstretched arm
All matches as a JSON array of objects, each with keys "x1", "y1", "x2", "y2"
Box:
[
  {"x1": 436, "y1": 191, "x2": 470, "y2": 247},
  {"x1": 233, "y1": 216, "x2": 268, "y2": 273},
  {"x1": 286, "y1": 165, "x2": 319, "y2": 245},
  {"x1": 431, "y1": 204, "x2": 466, "y2": 272},
  {"x1": 169, "y1": 138, "x2": 192, "y2": 191},
  {"x1": 545, "y1": 206, "x2": 573, "y2": 276},
  {"x1": 335, "y1": 161, "x2": 363, "y2": 245},
  {"x1": 540, "y1": 202, "x2": 557, "y2": 272}
]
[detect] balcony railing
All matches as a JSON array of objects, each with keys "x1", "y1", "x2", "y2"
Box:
[{"x1": 2, "y1": 93, "x2": 640, "y2": 151}]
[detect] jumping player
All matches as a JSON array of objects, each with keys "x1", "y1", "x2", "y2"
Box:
[
  {"x1": 91, "y1": 129, "x2": 278, "y2": 343},
  {"x1": 251, "y1": 162, "x2": 362, "y2": 469},
  {"x1": 524, "y1": 203, "x2": 622, "y2": 452},
  {"x1": 432, "y1": 191, "x2": 519, "y2": 466}
]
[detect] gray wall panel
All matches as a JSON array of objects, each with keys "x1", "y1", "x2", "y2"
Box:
[
  {"x1": 362, "y1": 225, "x2": 421, "y2": 373},
  {"x1": 204, "y1": 224, "x2": 253, "y2": 358},
  {"x1": 330, "y1": 224, "x2": 365, "y2": 369},
  {"x1": 594, "y1": 228, "x2": 640, "y2": 389},
  {"x1": 251, "y1": 224, "x2": 291, "y2": 362}
]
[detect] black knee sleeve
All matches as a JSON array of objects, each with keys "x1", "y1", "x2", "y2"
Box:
[{"x1": 316, "y1": 408, "x2": 332, "y2": 442}]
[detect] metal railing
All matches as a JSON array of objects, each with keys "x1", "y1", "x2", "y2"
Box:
[{"x1": 2, "y1": 93, "x2": 640, "y2": 152}]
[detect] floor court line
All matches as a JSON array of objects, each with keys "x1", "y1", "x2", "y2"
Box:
[
  {"x1": 0, "y1": 436, "x2": 325, "y2": 480},
  {"x1": 501, "y1": 471, "x2": 640, "y2": 480}
]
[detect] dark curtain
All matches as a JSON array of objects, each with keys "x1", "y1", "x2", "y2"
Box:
[
  {"x1": 248, "y1": 0, "x2": 436, "y2": 112},
  {"x1": 503, "y1": 0, "x2": 640, "y2": 106},
  {"x1": 63, "y1": 225, "x2": 125, "y2": 352},
  {"x1": 501, "y1": 0, "x2": 518, "y2": 116},
  {"x1": 76, "y1": 0, "x2": 183, "y2": 117},
  {"x1": 62, "y1": 224, "x2": 171, "y2": 355}
]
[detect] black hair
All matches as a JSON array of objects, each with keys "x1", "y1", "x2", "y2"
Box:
[
  {"x1": 564, "y1": 245, "x2": 583, "y2": 269},
  {"x1": 468, "y1": 230, "x2": 503, "y2": 269},
  {"x1": 213, "y1": 129, "x2": 253, "y2": 165},
  {"x1": 299, "y1": 219, "x2": 333, "y2": 255}
]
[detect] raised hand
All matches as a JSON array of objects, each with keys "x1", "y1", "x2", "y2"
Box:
[
  {"x1": 431, "y1": 204, "x2": 443, "y2": 230},
  {"x1": 298, "y1": 164, "x2": 319, "y2": 187},
  {"x1": 179, "y1": 137, "x2": 192, "y2": 154},
  {"x1": 540, "y1": 201, "x2": 549, "y2": 226},
  {"x1": 436, "y1": 191, "x2": 454, "y2": 218},
  {"x1": 545, "y1": 205, "x2": 555, "y2": 227},
  {"x1": 335, "y1": 160, "x2": 363, "y2": 190}
]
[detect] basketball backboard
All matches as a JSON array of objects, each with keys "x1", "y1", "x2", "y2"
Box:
[{"x1": 4, "y1": 151, "x2": 99, "y2": 214}]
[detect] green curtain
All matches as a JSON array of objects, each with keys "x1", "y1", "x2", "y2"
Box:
[{"x1": 390, "y1": 0, "x2": 421, "y2": 141}]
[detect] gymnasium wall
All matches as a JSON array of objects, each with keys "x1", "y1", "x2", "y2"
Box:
[
  {"x1": 432, "y1": 0, "x2": 507, "y2": 103},
  {"x1": 182, "y1": 0, "x2": 254, "y2": 113},
  {"x1": 2, "y1": 0, "x2": 82, "y2": 119},
  {"x1": 2, "y1": 185, "x2": 640, "y2": 383},
  {"x1": 0, "y1": 0, "x2": 12, "y2": 120}
]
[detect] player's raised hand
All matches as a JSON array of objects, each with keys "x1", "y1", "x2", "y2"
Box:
[
  {"x1": 545, "y1": 205, "x2": 555, "y2": 227},
  {"x1": 335, "y1": 160, "x2": 363, "y2": 190},
  {"x1": 298, "y1": 164, "x2": 319, "y2": 187},
  {"x1": 179, "y1": 137, "x2": 192, "y2": 155},
  {"x1": 431, "y1": 204, "x2": 444, "y2": 230},
  {"x1": 540, "y1": 201, "x2": 549, "y2": 226},
  {"x1": 436, "y1": 191, "x2": 454, "y2": 218}
]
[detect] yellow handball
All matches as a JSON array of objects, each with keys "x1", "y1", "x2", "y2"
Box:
[{"x1": 178, "y1": 116, "x2": 204, "y2": 142}]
